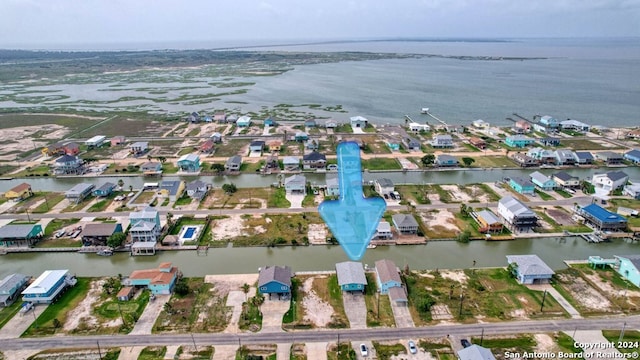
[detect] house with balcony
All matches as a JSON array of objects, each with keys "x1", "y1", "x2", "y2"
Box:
[
  {"x1": 336, "y1": 262, "x2": 367, "y2": 293},
  {"x1": 430, "y1": 134, "x2": 454, "y2": 148},
  {"x1": 402, "y1": 136, "x2": 421, "y2": 151},
  {"x1": 129, "y1": 207, "x2": 161, "y2": 243},
  {"x1": 92, "y1": 182, "x2": 115, "y2": 197},
  {"x1": 374, "y1": 221, "x2": 393, "y2": 240},
  {"x1": 125, "y1": 262, "x2": 179, "y2": 295},
  {"x1": 527, "y1": 147, "x2": 556, "y2": 164},
  {"x1": 4, "y1": 183, "x2": 33, "y2": 201},
  {"x1": 552, "y1": 171, "x2": 580, "y2": 189},
  {"x1": 81, "y1": 222, "x2": 123, "y2": 246},
  {"x1": 129, "y1": 141, "x2": 148, "y2": 156},
  {"x1": 0, "y1": 224, "x2": 43, "y2": 247},
  {"x1": 435, "y1": 154, "x2": 459, "y2": 167},
  {"x1": 539, "y1": 115, "x2": 560, "y2": 129},
  {"x1": 506, "y1": 255, "x2": 554, "y2": 284},
  {"x1": 574, "y1": 151, "x2": 594, "y2": 164},
  {"x1": 408, "y1": 122, "x2": 431, "y2": 132},
  {"x1": 591, "y1": 171, "x2": 629, "y2": 193},
  {"x1": 554, "y1": 149, "x2": 577, "y2": 165},
  {"x1": 177, "y1": 153, "x2": 200, "y2": 173},
  {"x1": 512, "y1": 153, "x2": 539, "y2": 167},
  {"x1": 213, "y1": 111, "x2": 227, "y2": 123},
  {"x1": 258, "y1": 265, "x2": 292, "y2": 299},
  {"x1": 0, "y1": 273, "x2": 31, "y2": 307},
  {"x1": 54, "y1": 155, "x2": 84, "y2": 175},
  {"x1": 595, "y1": 151, "x2": 624, "y2": 165},
  {"x1": 624, "y1": 149, "x2": 640, "y2": 164},
  {"x1": 141, "y1": 162, "x2": 162, "y2": 176},
  {"x1": 186, "y1": 180, "x2": 208, "y2": 200},
  {"x1": 505, "y1": 135, "x2": 535, "y2": 148},
  {"x1": 392, "y1": 214, "x2": 419, "y2": 234},
  {"x1": 473, "y1": 210, "x2": 503, "y2": 233},
  {"x1": 65, "y1": 183, "x2": 95, "y2": 204},
  {"x1": 236, "y1": 116, "x2": 252, "y2": 127},
  {"x1": 283, "y1": 156, "x2": 300, "y2": 172},
  {"x1": 302, "y1": 151, "x2": 326, "y2": 170},
  {"x1": 85, "y1": 135, "x2": 106, "y2": 148},
  {"x1": 22, "y1": 270, "x2": 77, "y2": 304},
  {"x1": 509, "y1": 177, "x2": 535, "y2": 195},
  {"x1": 375, "y1": 259, "x2": 407, "y2": 303},
  {"x1": 325, "y1": 176, "x2": 340, "y2": 197},
  {"x1": 350, "y1": 116, "x2": 368, "y2": 128},
  {"x1": 284, "y1": 174, "x2": 306, "y2": 194},
  {"x1": 530, "y1": 171, "x2": 556, "y2": 191},
  {"x1": 498, "y1": 196, "x2": 538, "y2": 232},
  {"x1": 576, "y1": 204, "x2": 627, "y2": 232},
  {"x1": 225, "y1": 155, "x2": 242, "y2": 172},
  {"x1": 249, "y1": 140, "x2": 265, "y2": 153},
  {"x1": 560, "y1": 119, "x2": 591, "y2": 132}
]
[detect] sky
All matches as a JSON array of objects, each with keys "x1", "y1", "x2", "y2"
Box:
[{"x1": 1, "y1": 0, "x2": 639, "y2": 49}]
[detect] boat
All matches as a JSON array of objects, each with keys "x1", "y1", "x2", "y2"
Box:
[
  {"x1": 421, "y1": 107, "x2": 429, "y2": 114},
  {"x1": 97, "y1": 249, "x2": 114, "y2": 256},
  {"x1": 367, "y1": 244, "x2": 377, "y2": 249}
]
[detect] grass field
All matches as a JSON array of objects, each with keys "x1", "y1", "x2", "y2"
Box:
[
  {"x1": 469, "y1": 156, "x2": 516, "y2": 168},
  {"x1": 364, "y1": 273, "x2": 395, "y2": 327},
  {"x1": 312, "y1": 275, "x2": 348, "y2": 328},
  {"x1": 395, "y1": 185, "x2": 431, "y2": 205},
  {"x1": 562, "y1": 139, "x2": 621, "y2": 150},
  {"x1": 362, "y1": 158, "x2": 401, "y2": 170},
  {"x1": 0, "y1": 114, "x2": 100, "y2": 132}
]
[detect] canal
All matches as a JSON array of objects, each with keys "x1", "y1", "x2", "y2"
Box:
[{"x1": 1, "y1": 237, "x2": 637, "y2": 278}]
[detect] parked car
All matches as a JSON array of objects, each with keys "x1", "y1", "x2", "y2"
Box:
[
  {"x1": 461, "y1": 339, "x2": 471, "y2": 348},
  {"x1": 383, "y1": 194, "x2": 389, "y2": 199},
  {"x1": 359, "y1": 344, "x2": 368, "y2": 357},
  {"x1": 389, "y1": 192, "x2": 396, "y2": 200},
  {"x1": 408, "y1": 340, "x2": 417, "y2": 354}
]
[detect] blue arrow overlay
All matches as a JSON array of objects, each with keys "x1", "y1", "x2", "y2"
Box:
[{"x1": 318, "y1": 141, "x2": 386, "y2": 260}]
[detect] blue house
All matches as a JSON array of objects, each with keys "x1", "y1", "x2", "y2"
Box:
[
  {"x1": 264, "y1": 117, "x2": 276, "y2": 126},
  {"x1": 539, "y1": 115, "x2": 559, "y2": 128},
  {"x1": 258, "y1": 265, "x2": 292, "y2": 299},
  {"x1": 624, "y1": 149, "x2": 640, "y2": 164},
  {"x1": 614, "y1": 255, "x2": 640, "y2": 287},
  {"x1": 0, "y1": 224, "x2": 43, "y2": 247},
  {"x1": 304, "y1": 119, "x2": 317, "y2": 128},
  {"x1": 335, "y1": 261, "x2": 367, "y2": 293},
  {"x1": 530, "y1": 171, "x2": 556, "y2": 190},
  {"x1": 0, "y1": 273, "x2": 31, "y2": 307},
  {"x1": 22, "y1": 270, "x2": 77, "y2": 304},
  {"x1": 505, "y1": 135, "x2": 535, "y2": 148},
  {"x1": 506, "y1": 255, "x2": 555, "y2": 285},
  {"x1": 177, "y1": 153, "x2": 201, "y2": 173},
  {"x1": 577, "y1": 204, "x2": 627, "y2": 232},
  {"x1": 375, "y1": 259, "x2": 402, "y2": 294},
  {"x1": 350, "y1": 116, "x2": 368, "y2": 128},
  {"x1": 385, "y1": 140, "x2": 400, "y2": 151},
  {"x1": 509, "y1": 177, "x2": 535, "y2": 195},
  {"x1": 295, "y1": 132, "x2": 309, "y2": 142},
  {"x1": 435, "y1": 154, "x2": 459, "y2": 167},
  {"x1": 92, "y1": 182, "x2": 115, "y2": 197},
  {"x1": 126, "y1": 262, "x2": 179, "y2": 295},
  {"x1": 236, "y1": 116, "x2": 252, "y2": 127}
]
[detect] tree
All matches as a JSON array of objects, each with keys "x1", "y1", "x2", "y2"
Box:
[
  {"x1": 117, "y1": 179, "x2": 124, "y2": 189},
  {"x1": 174, "y1": 278, "x2": 190, "y2": 296},
  {"x1": 222, "y1": 183, "x2": 237, "y2": 194},
  {"x1": 107, "y1": 232, "x2": 126, "y2": 248},
  {"x1": 461, "y1": 157, "x2": 475, "y2": 167},
  {"x1": 421, "y1": 154, "x2": 435, "y2": 167},
  {"x1": 251, "y1": 293, "x2": 265, "y2": 307},
  {"x1": 158, "y1": 156, "x2": 167, "y2": 164},
  {"x1": 211, "y1": 163, "x2": 225, "y2": 173},
  {"x1": 241, "y1": 283, "x2": 250, "y2": 301},
  {"x1": 456, "y1": 229, "x2": 471, "y2": 243},
  {"x1": 166, "y1": 212, "x2": 174, "y2": 227},
  {"x1": 52, "y1": 318, "x2": 61, "y2": 330}
]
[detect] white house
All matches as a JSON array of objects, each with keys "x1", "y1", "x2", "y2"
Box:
[
  {"x1": 591, "y1": 171, "x2": 629, "y2": 193},
  {"x1": 374, "y1": 221, "x2": 393, "y2": 239},
  {"x1": 22, "y1": 270, "x2": 77, "y2": 304},
  {"x1": 284, "y1": 174, "x2": 306, "y2": 194},
  {"x1": 374, "y1": 178, "x2": 394, "y2": 196},
  {"x1": 498, "y1": 196, "x2": 538, "y2": 232},
  {"x1": 408, "y1": 122, "x2": 430, "y2": 132},
  {"x1": 472, "y1": 119, "x2": 490, "y2": 129},
  {"x1": 350, "y1": 116, "x2": 368, "y2": 128},
  {"x1": 325, "y1": 176, "x2": 340, "y2": 197},
  {"x1": 84, "y1": 135, "x2": 106, "y2": 148}
]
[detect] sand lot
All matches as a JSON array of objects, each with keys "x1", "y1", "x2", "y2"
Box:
[
  {"x1": 0, "y1": 124, "x2": 69, "y2": 160},
  {"x1": 301, "y1": 277, "x2": 334, "y2": 327},
  {"x1": 557, "y1": 273, "x2": 613, "y2": 311},
  {"x1": 63, "y1": 279, "x2": 121, "y2": 332},
  {"x1": 419, "y1": 210, "x2": 460, "y2": 232}
]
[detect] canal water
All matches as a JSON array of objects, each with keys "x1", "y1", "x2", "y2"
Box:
[
  {"x1": 2, "y1": 167, "x2": 639, "y2": 192},
  {"x1": 1, "y1": 237, "x2": 637, "y2": 278}
]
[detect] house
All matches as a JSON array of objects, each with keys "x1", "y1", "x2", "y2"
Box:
[
  {"x1": 457, "y1": 344, "x2": 496, "y2": 360},
  {"x1": 159, "y1": 180, "x2": 185, "y2": 202},
  {"x1": 267, "y1": 140, "x2": 282, "y2": 152},
  {"x1": 560, "y1": 119, "x2": 590, "y2": 132},
  {"x1": 129, "y1": 207, "x2": 161, "y2": 243},
  {"x1": 22, "y1": 270, "x2": 77, "y2": 304},
  {"x1": 284, "y1": 174, "x2": 306, "y2": 194},
  {"x1": 322, "y1": 119, "x2": 338, "y2": 128},
  {"x1": 375, "y1": 221, "x2": 393, "y2": 239},
  {"x1": 527, "y1": 148, "x2": 556, "y2": 164},
  {"x1": 141, "y1": 162, "x2": 162, "y2": 176},
  {"x1": 249, "y1": 140, "x2": 265, "y2": 153},
  {"x1": 213, "y1": 111, "x2": 227, "y2": 122},
  {"x1": 552, "y1": 171, "x2": 580, "y2": 189},
  {"x1": 294, "y1": 132, "x2": 309, "y2": 142},
  {"x1": 529, "y1": 172, "x2": 556, "y2": 191},
  {"x1": 125, "y1": 262, "x2": 179, "y2": 295},
  {"x1": 187, "y1": 112, "x2": 200, "y2": 123},
  {"x1": 408, "y1": 122, "x2": 431, "y2": 132},
  {"x1": 472, "y1": 119, "x2": 489, "y2": 129},
  {"x1": 473, "y1": 210, "x2": 503, "y2": 233},
  {"x1": 226, "y1": 114, "x2": 238, "y2": 123},
  {"x1": 624, "y1": 183, "x2": 640, "y2": 199},
  {"x1": 538, "y1": 137, "x2": 560, "y2": 147},
  {"x1": 513, "y1": 120, "x2": 531, "y2": 134},
  {"x1": 203, "y1": 115, "x2": 212, "y2": 123},
  {"x1": 595, "y1": 151, "x2": 624, "y2": 165},
  {"x1": 506, "y1": 255, "x2": 554, "y2": 285},
  {"x1": 511, "y1": 153, "x2": 539, "y2": 167},
  {"x1": 129, "y1": 141, "x2": 148, "y2": 155},
  {"x1": 626, "y1": 129, "x2": 640, "y2": 140},
  {"x1": 469, "y1": 137, "x2": 486, "y2": 149},
  {"x1": 62, "y1": 143, "x2": 81, "y2": 156},
  {"x1": 509, "y1": 177, "x2": 535, "y2": 195},
  {"x1": 92, "y1": 182, "x2": 115, "y2": 197},
  {"x1": 447, "y1": 124, "x2": 466, "y2": 133},
  {"x1": 264, "y1": 117, "x2": 276, "y2": 126},
  {"x1": 110, "y1": 136, "x2": 126, "y2": 146},
  {"x1": 430, "y1": 134, "x2": 454, "y2": 148},
  {"x1": 350, "y1": 116, "x2": 368, "y2": 128},
  {"x1": 505, "y1": 135, "x2": 535, "y2": 148},
  {"x1": 225, "y1": 155, "x2": 242, "y2": 171},
  {"x1": 304, "y1": 119, "x2": 317, "y2": 128},
  {"x1": 283, "y1": 156, "x2": 300, "y2": 171},
  {"x1": 554, "y1": 149, "x2": 576, "y2": 165},
  {"x1": 302, "y1": 151, "x2": 326, "y2": 170},
  {"x1": 576, "y1": 204, "x2": 627, "y2": 231},
  {"x1": 374, "y1": 178, "x2": 394, "y2": 196},
  {"x1": 305, "y1": 140, "x2": 320, "y2": 152},
  {"x1": 177, "y1": 153, "x2": 200, "y2": 173},
  {"x1": 539, "y1": 115, "x2": 559, "y2": 129},
  {"x1": 335, "y1": 262, "x2": 367, "y2": 293},
  {"x1": 81, "y1": 222, "x2": 123, "y2": 246},
  {"x1": 258, "y1": 265, "x2": 292, "y2": 298},
  {"x1": 211, "y1": 132, "x2": 222, "y2": 143},
  {"x1": 591, "y1": 171, "x2": 629, "y2": 193},
  {"x1": 574, "y1": 151, "x2": 594, "y2": 164},
  {"x1": 117, "y1": 286, "x2": 135, "y2": 301},
  {"x1": 199, "y1": 139, "x2": 215, "y2": 153},
  {"x1": 375, "y1": 259, "x2": 407, "y2": 303},
  {"x1": 392, "y1": 214, "x2": 419, "y2": 234},
  {"x1": 402, "y1": 136, "x2": 421, "y2": 151},
  {"x1": 385, "y1": 140, "x2": 400, "y2": 151},
  {"x1": 186, "y1": 180, "x2": 208, "y2": 200},
  {"x1": 42, "y1": 142, "x2": 65, "y2": 157},
  {"x1": 54, "y1": 155, "x2": 84, "y2": 175},
  {"x1": 0, "y1": 274, "x2": 31, "y2": 307},
  {"x1": 264, "y1": 155, "x2": 278, "y2": 170},
  {"x1": 624, "y1": 149, "x2": 640, "y2": 164},
  {"x1": 65, "y1": 183, "x2": 95, "y2": 204},
  {"x1": 614, "y1": 255, "x2": 640, "y2": 287},
  {"x1": 236, "y1": 116, "x2": 252, "y2": 127},
  {"x1": 325, "y1": 176, "x2": 340, "y2": 197},
  {"x1": 435, "y1": 154, "x2": 459, "y2": 167},
  {"x1": 84, "y1": 135, "x2": 106, "y2": 148},
  {"x1": 0, "y1": 224, "x2": 43, "y2": 247},
  {"x1": 4, "y1": 183, "x2": 33, "y2": 201},
  {"x1": 498, "y1": 196, "x2": 538, "y2": 232}
]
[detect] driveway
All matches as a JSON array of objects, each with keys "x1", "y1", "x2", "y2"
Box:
[
  {"x1": 567, "y1": 330, "x2": 622, "y2": 357},
  {"x1": 225, "y1": 289, "x2": 255, "y2": 333},
  {"x1": 117, "y1": 346, "x2": 145, "y2": 360},
  {"x1": 528, "y1": 284, "x2": 581, "y2": 318},
  {"x1": 260, "y1": 298, "x2": 290, "y2": 332},
  {"x1": 129, "y1": 294, "x2": 170, "y2": 335},
  {"x1": 212, "y1": 345, "x2": 239, "y2": 360},
  {"x1": 306, "y1": 342, "x2": 328, "y2": 360},
  {"x1": 286, "y1": 193, "x2": 304, "y2": 209},
  {"x1": 0, "y1": 303, "x2": 49, "y2": 339},
  {"x1": 352, "y1": 341, "x2": 376, "y2": 360},
  {"x1": 342, "y1": 292, "x2": 367, "y2": 329},
  {"x1": 276, "y1": 343, "x2": 291, "y2": 360},
  {"x1": 390, "y1": 299, "x2": 415, "y2": 328}
]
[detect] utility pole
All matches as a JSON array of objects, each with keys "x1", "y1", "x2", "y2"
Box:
[
  {"x1": 540, "y1": 290, "x2": 547, "y2": 312},
  {"x1": 459, "y1": 292, "x2": 464, "y2": 316},
  {"x1": 117, "y1": 302, "x2": 126, "y2": 326},
  {"x1": 619, "y1": 322, "x2": 627, "y2": 343},
  {"x1": 480, "y1": 328, "x2": 484, "y2": 346},
  {"x1": 96, "y1": 340, "x2": 102, "y2": 359},
  {"x1": 191, "y1": 333, "x2": 198, "y2": 352},
  {"x1": 377, "y1": 291, "x2": 380, "y2": 320}
]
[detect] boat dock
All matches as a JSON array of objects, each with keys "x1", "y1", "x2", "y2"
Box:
[
  {"x1": 579, "y1": 233, "x2": 608, "y2": 243},
  {"x1": 423, "y1": 111, "x2": 448, "y2": 126}
]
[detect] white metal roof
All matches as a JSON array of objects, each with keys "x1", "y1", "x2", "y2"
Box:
[{"x1": 22, "y1": 270, "x2": 69, "y2": 295}]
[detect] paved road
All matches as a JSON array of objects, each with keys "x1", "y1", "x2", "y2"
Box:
[{"x1": 0, "y1": 316, "x2": 636, "y2": 351}]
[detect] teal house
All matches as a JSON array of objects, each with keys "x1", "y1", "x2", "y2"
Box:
[
  {"x1": 258, "y1": 265, "x2": 292, "y2": 299},
  {"x1": 509, "y1": 177, "x2": 535, "y2": 195},
  {"x1": 335, "y1": 261, "x2": 367, "y2": 293},
  {"x1": 530, "y1": 171, "x2": 556, "y2": 191},
  {"x1": 0, "y1": 224, "x2": 43, "y2": 247},
  {"x1": 126, "y1": 262, "x2": 179, "y2": 295},
  {"x1": 505, "y1": 135, "x2": 535, "y2": 148},
  {"x1": 177, "y1": 153, "x2": 201, "y2": 173},
  {"x1": 264, "y1": 117, "x2": 276, "y2": 126},
  {"x1": 615, "y1": 255, "x2": 640, "y2": 287},
  {"x1": 385, "y1": 140, "x2": 400, "y2": 151}
]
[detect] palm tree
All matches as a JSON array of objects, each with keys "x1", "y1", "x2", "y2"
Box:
[
  {"x1": 117, "y1": 179, "x2": 124, "y2": 190},
  {"x1": 241, "y1": 283, "x2": 250, "y2": 301}
]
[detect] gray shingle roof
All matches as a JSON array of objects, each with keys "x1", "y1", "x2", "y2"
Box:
[
  {"x1": 553, "y1": 171, "x2": 576, "y2": 181},
  {"x1": 95, "y1": 182, "x2": 115, "y2": 193},
  {"x1": 457, "y1": 345, "x2": 496, "y2": 360},
  {"x1": 285, "y1": 174, "x2": 306, "y2": 187},
  {"x1": 506, "y1": 255, "x2": 555, "y2": 277},
  {"x1": 82, "y1": 223, "x2": 119, "y2": 237},
  {"x1": 375, "y1": 259, "x2": 401, "y2": 284},
  {"x1": 335, "y1": 262, "x2": 367, "y2": 286},
  {"x1": 258, "y1": 265, "x2": 292, "y2": 287},
  {"x1": 392, "y1": 214, "x2": 419, "y2": 228},
  {"x1": 476, "y1": 210, "x2": 501, "y2": 225},
  {"x1": 303, "y1": 151, "x2": 326, "y2": 161},
  {"x1": 375, "y1": 178, "x2": 394, "y2": 188},
  {"x1": 66, "y1": 183, "x2": 94, "y2": 196},
  {"x1": 226, "y1": 155, "x2": 242, "y2": 165},
  {"x1": 186, "y1": 180, "x2": 206, "y2": 192},
  {"x1": 0, "y1": 274, "x2": 30, "y2": 295},
  {"x1": 530, "y1": 171, "x2": 551, "y2": 184}
]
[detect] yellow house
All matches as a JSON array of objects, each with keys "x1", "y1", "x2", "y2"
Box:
[{"x1": 4, "y1": 183, "x2": 33, "y2": 201}]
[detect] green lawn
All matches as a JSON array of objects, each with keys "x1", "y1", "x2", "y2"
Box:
[
  {"x1": 373, "y1": 342, "x2": 407, "y2": 360},
  {"x1": 238, "y1": 296, "x2": 263, "y2": 332},
  {"x1": 267, "y1": 188, "x2": 291, "y2": 208},
  {"x1": 138, "y1": 347, "x2": 166, "y2": 360},
  {"x1": 563, "y1": 139, "x2": 622, "y2": 150},
  {"x1": 469, "y1": 156, "x2": 516, "y2": 168},
  {"x1": 362, "y1": 158, "x2": 402, "y2": 170},
  {"x1": 31, "y1": 193, "x2": 65, "y2": 213},
  {"x1": 10, "y1": 165, "x2": 51, "y2": 177},
  {"x1": 43, "y1": 218, "x2": 80, "y2": 237},
  {"x1": 0, "y1": 300, "x2": 22, "y2": 331},
  {"x1": 602, "y1": 330, "x2": 640, "y2": 353},
  {"x1": 534, "y1": 189, "x2": 554, "y2": 201},
  {"x1": 395, "y1": 185, "x2": 431, "y2": 205},
  {"x1": 364, "y1": 273, "x2": 395, "y2": 327},
  {"x1": 555, "y1": 189, "x2": 573, "y2": 199}
]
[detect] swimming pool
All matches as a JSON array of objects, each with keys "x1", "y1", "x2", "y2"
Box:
[
  {"x1": 178, "y1": 225, "x2": 202, "y2": 244},
  {"x1": 184, "y1": 227, "x2": 197, "y2": 239}
]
